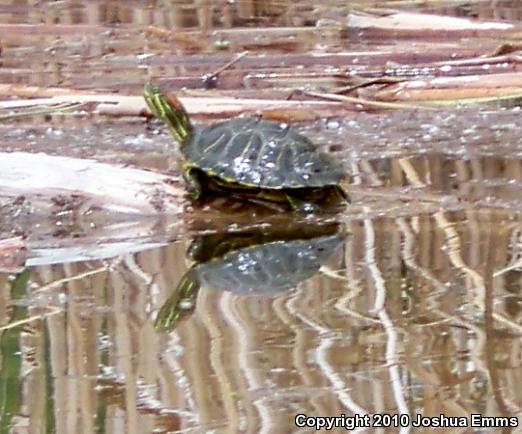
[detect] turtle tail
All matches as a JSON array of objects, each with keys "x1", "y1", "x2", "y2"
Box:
[{"x1": 144, "y1": 83, "x2": 192, "y2": 143}]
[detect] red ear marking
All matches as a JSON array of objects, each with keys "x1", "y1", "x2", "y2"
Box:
[{"x1": 164, "y1": 93, "x2": 187, "y2": 112}]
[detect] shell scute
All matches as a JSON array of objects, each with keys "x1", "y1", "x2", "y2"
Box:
[{"x1": 182, "y1": 118, "x2": 344, "y2": 189}]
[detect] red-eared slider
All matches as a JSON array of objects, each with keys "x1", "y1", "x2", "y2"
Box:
[
  {"x1": 155, "y1": 223, "x2": 345, "y2": 332},
  {"x1": 143, "y1": 83, "x2": 348, "y2": 213}
]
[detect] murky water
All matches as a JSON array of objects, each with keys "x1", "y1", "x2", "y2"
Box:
[{"x1": 2, "y1": 1, "x2": 522, "y2": 433}]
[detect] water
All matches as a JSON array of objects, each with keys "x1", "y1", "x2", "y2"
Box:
[
  {"x1": 2, "y1": 1, "x2": 522, "y2": 433},
  {"x1": 3, "y1": 209, "x2": 521, "y2": 433}
]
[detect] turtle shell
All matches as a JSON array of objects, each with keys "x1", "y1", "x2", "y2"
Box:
[
  {"x1": 192, "y1": 233, "x2": 344, "y2": 295},
  {"x1": 182, "y1": 118, "x2": 344, "y2": 189}
]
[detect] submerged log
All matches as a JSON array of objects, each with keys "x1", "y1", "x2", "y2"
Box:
[
  {"x1": 0, "y1": 152, "x2": 188, "y2": 269},
  {"x1": 0, "y1": 152, "x2": 185, "y2": 216},
  {"x1": 0, "y1": 217, "x2": 185, "y2": 270}
]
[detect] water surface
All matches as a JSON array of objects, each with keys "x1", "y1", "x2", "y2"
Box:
[{"x1": 1, "y1": 1, "x2": 522, "y2": 433}]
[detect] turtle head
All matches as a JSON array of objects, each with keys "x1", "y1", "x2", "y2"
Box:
[
  {"x1": 144, "y1": 83, "x2": 192, "y2": 144},
  {"x1": 154, "y1": 270, "x2": 199, "y2": 333}
]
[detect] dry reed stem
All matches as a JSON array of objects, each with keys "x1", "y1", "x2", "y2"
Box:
[
  {"x1": 33, "y1": 260, "x2": 119, "y2": 294},
  {"x1": 302, "y1": 90, "x2": 437, "y2": 110},
  {"x1": 0, "y1": 93, "x2": 344, "y2": 118},
  {"x1": 0, "y1": 84, "x2": 99, "y2": 98},
  {"x1": 0, "y1": 306, "x2": 62, "y2": 331}
]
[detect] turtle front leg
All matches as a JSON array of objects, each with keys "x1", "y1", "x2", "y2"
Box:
[
  {"x1": 333, "y1": 185, "x2": 350, "y2": 203},
  {"x1": 183, "y1": 167, "x2": 204, "y2": 200},
  {"x1": 285, "y1": 192, "x2": 319, "y2": 214}
]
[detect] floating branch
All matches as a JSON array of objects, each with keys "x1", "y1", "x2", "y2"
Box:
[
  {"x1": 347, "y1": 11, "x2": 517, "y2": 37},
  {"x1": 376, "y1": 72, "x2": 522, "y2": 103},
  {"x1": 0, "y1": 152, "x2": 184, "y2": 215}
]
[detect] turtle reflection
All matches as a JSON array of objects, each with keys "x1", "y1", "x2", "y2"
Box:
[{"x1": 155, "y1": 223, "x2": 345, "y2": 333}]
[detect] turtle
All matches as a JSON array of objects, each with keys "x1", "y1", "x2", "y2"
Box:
[
  {"x1": 143, "y1": 83, "x2": 349, "y2": 213},
  {"x1": 155, "y1": 223, "x2": 345, "y2": 332}
]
